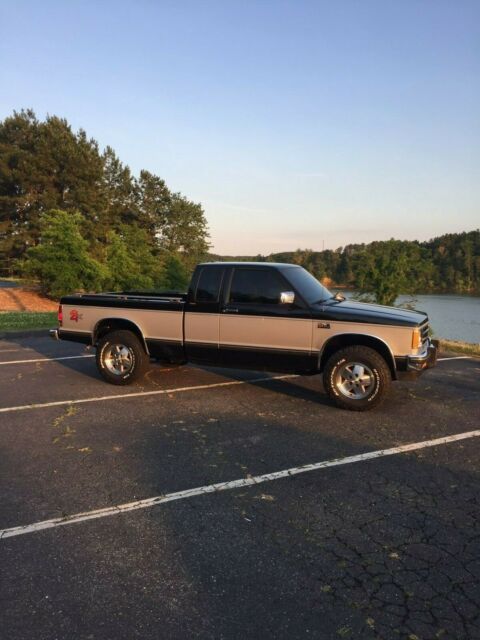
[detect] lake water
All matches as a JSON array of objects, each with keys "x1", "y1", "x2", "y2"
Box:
[{"x1": 340, "y1": 291, "x2": 480, "y2": 343}]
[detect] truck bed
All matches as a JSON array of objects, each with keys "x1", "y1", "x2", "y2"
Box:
[{"x1": 58, "y1": 290, "x2": 188, "y2": 358}]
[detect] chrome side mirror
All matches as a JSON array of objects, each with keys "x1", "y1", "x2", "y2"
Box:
[{"x1": 280, "y1": 291, "x2": 295, "y2": 304}]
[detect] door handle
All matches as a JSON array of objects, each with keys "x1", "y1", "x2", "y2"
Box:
[{"x1": 222, "y1": 307, "x2": 239, "y2": 313}]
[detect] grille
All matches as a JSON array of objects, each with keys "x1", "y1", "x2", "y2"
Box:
[{"x1": 420, "y1": 321, "x2": 429, "y2": 344}]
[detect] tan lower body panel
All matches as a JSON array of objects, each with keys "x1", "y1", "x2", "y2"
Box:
[
  {"x1": 312, "y1": 321, "x2": 414, "y2": 357},
  {"x1": 61, "y1": 305, "x2": 184, "y2": 342},
  {"x1": 219, "y1": 315, "x2": 313, "y2": 352},
  {"x1": 184, "y1": 313, "x2": 220, "y2": 346}
]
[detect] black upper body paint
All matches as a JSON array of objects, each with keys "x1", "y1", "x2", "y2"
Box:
[{"x1": 60, "y1": 262, "x2": 427, "y2": 328}]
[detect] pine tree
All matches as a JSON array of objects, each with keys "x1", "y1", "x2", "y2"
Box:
[
  {"x1": 137, "y1": 171, "x2": 209, "y2": 270},
  {"x1": 0, "y1": 110, "x2": 105, "y2": 260},
  {"x1": 101, "y1": 147, "x2": 138, "y2": 236}
]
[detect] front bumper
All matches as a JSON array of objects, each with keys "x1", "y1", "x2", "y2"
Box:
[{"x1": 395, "y1": 339, "x2": 438, "y2": 379}]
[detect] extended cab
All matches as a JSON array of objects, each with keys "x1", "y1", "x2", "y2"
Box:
[{"x1": 51, "y1": 262, "x2": 437, "y2": 411}]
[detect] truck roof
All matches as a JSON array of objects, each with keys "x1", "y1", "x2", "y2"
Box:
[{"x1": 198, "y1": 261, "x2": 299, "y2": 269}]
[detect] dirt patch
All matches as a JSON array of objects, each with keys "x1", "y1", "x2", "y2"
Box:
[{"x1": 0, "y1": 288, "x2": 58, "y2": 312}]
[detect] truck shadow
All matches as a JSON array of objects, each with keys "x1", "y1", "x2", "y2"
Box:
[
  {"x1": 203, "y1": 367, "x2": 331, "y2": 407},
  {"x1": 3, "y1": 333, "x2": 335, "y2": 407}
]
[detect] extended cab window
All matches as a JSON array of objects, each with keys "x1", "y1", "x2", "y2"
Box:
[
  {"x1": 229, "y1": 268, "x2": 285, "y2": 304},
  {"x1": 195, "y1": 267, "x2": 223, "y2": 302}
]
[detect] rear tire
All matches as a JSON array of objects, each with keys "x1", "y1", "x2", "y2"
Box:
[
  {"x1": 96, "y1": 330, "x2": 148, "y2": 385},
  {"x1": 323, "y1": 346, "x2": 391, "y2": 411}
]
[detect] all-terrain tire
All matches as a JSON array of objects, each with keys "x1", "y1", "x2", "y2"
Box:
[
  {"x1": 96, "y1": 330, "x2": 149, "y2": 385},
  {"x1": 323, "y1": 346, "x2": 391, "y2": 411}
]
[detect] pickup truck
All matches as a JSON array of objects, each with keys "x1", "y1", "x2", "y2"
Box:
[{"x1": 50, "y1": 261, "x2": 437, "y2": 411}]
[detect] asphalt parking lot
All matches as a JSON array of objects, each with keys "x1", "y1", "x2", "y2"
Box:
[{"x1": 0, "y1": 334, "x2": 479, "y2": 640}]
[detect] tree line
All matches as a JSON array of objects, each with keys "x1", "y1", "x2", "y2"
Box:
[
  {"x1": 1, "y1": 110, "x2": 477, "y2": 305},
  {"x1": 0, "y1": 110, "x2": 209, "y2": 296},
  {"x1": 210, "y1": 230, "x2": 480, "y2": 305}
]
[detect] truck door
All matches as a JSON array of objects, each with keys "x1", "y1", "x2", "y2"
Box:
[
  {"x1": 184, "y1": 265, "x2": 225, "y2": 365},
  {"x1": 219, "y1": 266, "x2": 315, "y2": 372}
]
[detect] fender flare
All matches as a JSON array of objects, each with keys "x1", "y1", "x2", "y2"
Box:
[
  {"x1": 317, "y1": 332, "x2": 397, "y2": 379},
  {"x1": 93, "y1": 317, "x2": 150, "y2": 355}
]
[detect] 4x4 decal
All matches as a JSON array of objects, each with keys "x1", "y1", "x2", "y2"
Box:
[{"x1": 69, "y1": 309, "x2": 83, "y2": 322}]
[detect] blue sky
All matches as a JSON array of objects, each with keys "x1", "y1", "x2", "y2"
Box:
[{"x1": 1, "y1": 0, "x2": 479, "y2": 254}]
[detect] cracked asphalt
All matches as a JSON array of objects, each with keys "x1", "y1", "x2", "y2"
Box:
[{"x1": 0, "y1": 334, "x2": 479, "y2": 640}]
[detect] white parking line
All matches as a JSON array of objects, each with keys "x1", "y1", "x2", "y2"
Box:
[
  {"x1": 0, "y1": 354, "x2": 94, "y2": 366},
  {"x1": 1, "y1": 429, "x2": 478, "y2": 540},
  {"x1": 0, "y1": 374, "x2": 298, "y2": 414},
  {"x1": 0, "y1": 355, "x2": 471, "y2": 367},
  {"x1": 0, "y1": 356, "x2": 473, "y2": 414}
]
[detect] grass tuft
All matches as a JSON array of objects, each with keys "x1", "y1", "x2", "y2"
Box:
[
  {"x1": 0, "y1": 311, "x2": 57, "y2": 332},
  {"x1": 439, "y1": 339, "x2": 480, "y2": 357}
]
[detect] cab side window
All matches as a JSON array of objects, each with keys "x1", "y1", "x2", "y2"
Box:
[
  {"x1": 195, "y1": 267, "x2": 224, "y2": 302},
  {"x1": 229, "y1": 268, "x2": 285, "y2": 305}
]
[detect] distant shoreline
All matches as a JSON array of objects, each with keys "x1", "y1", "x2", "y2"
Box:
[{"x1": 330, "y1": 286, "x2": 480, "y2": 297}]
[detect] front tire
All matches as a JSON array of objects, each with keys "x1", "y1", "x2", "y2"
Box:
[
  {"x1": 323, "y1": 346, "x2": 391, "y2": 411},
  {"x1": 96, "y1": 330, "x2": 148, "y2": 385}
]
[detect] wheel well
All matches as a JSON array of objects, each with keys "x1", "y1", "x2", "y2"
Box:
[
  {"x1": 94, "y1": 318, "x2": 149, "y2": 354},
  {"x1": 319, "y1": 334, "x2": 396, "y2": 379}
]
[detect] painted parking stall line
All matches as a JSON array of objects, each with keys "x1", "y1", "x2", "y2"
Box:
[
  {"x1": 0, "y1": 374, "x2": 299, "y2": 414},
  {"x1": 1, "y1": 429, "x2": 479, "y2": 540},
  {"x1": 0, "y1": 352, "x2": 470, "y2": 362},
  {"x1": 0, "y1": 354, "x2": 95, "y2": 366},
  {"x1": 0, "y1": 356, "x2": 472, "y2": 414},
  {"x1": 0, "y1": 357, "x2": 474, "y2": 414}
]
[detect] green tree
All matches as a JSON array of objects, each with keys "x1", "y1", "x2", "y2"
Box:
[
  {"x1": 158, "y1": 193, "x2": 209, "y2": 269},
  {"x1": 212, "y1": 230, "x2": 480, "y2": 297},
  {"x1": 120, "y1": 224, "x2": 164, "y2": 287},
  {"x1": 101, "y1": 147, "x2": 138, "y2": 235},
  {"x1": 21, "y1": 209, "x2": 107, "y2": 298},
  {"x1": 105, "y1": 224, "x2": 168, "y2": 291},
  {"x1": 0, "y1": 110, "x2": 104, "y2": 261},
  {"x1": 353, "y1": 241, "x2": 406, "y2": 305},
  {"x1": 161, "y1": 254, "x2": 190, "y2": 290},
  {"x1": 0, "y1": 109, "x2": 210, "y2": 279},
  {"x1": 336, "y1": 248, "x2": 354, "y2": 285},
  {"x1": 137, "y1": 171, "x2": 210, "y2": 269},
  {"x1": 352, "y1": 240, "x2": 435, "y2": 305},
  {"x1": 124, "y1": 173, "x2": 209, "y2": 278},
  {"x1": 105, "y1": 230, "x2": 150, "y2": 291},
  {"x1": 0, "y1": 110, "x2": 43, "y2": 259},
  {"x1": 136, "y1": 170, "x2": 171, "y2": 237}
]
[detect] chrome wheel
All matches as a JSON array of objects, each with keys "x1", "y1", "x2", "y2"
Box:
[
  {"x1": 335, "y1": 361, "x2": 375, "y2": 400},
  {"x1": 103, "y1": 343, "x2": 134, "y2": 376}
]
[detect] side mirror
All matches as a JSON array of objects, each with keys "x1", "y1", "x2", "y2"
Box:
[{"x1": 280, "y1": 291, "x2": 295, "y2": 304}]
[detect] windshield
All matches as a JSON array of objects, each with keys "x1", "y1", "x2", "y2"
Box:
[{"x1": 282, "y1": 266, "x2": 332, "y2": 304}]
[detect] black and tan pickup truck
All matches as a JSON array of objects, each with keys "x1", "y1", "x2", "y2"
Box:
[{"x1": 50, "y1": 261, "x2": 437, "y2": 411}]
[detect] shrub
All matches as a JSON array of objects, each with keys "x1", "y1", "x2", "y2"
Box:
[{"x1": 20, "y1": 209, "x2": 107, "y2": 298}]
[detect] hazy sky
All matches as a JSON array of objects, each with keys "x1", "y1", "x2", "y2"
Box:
[{"x1": 1, "y1": 0, "x2": 479, "y2": 254}]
